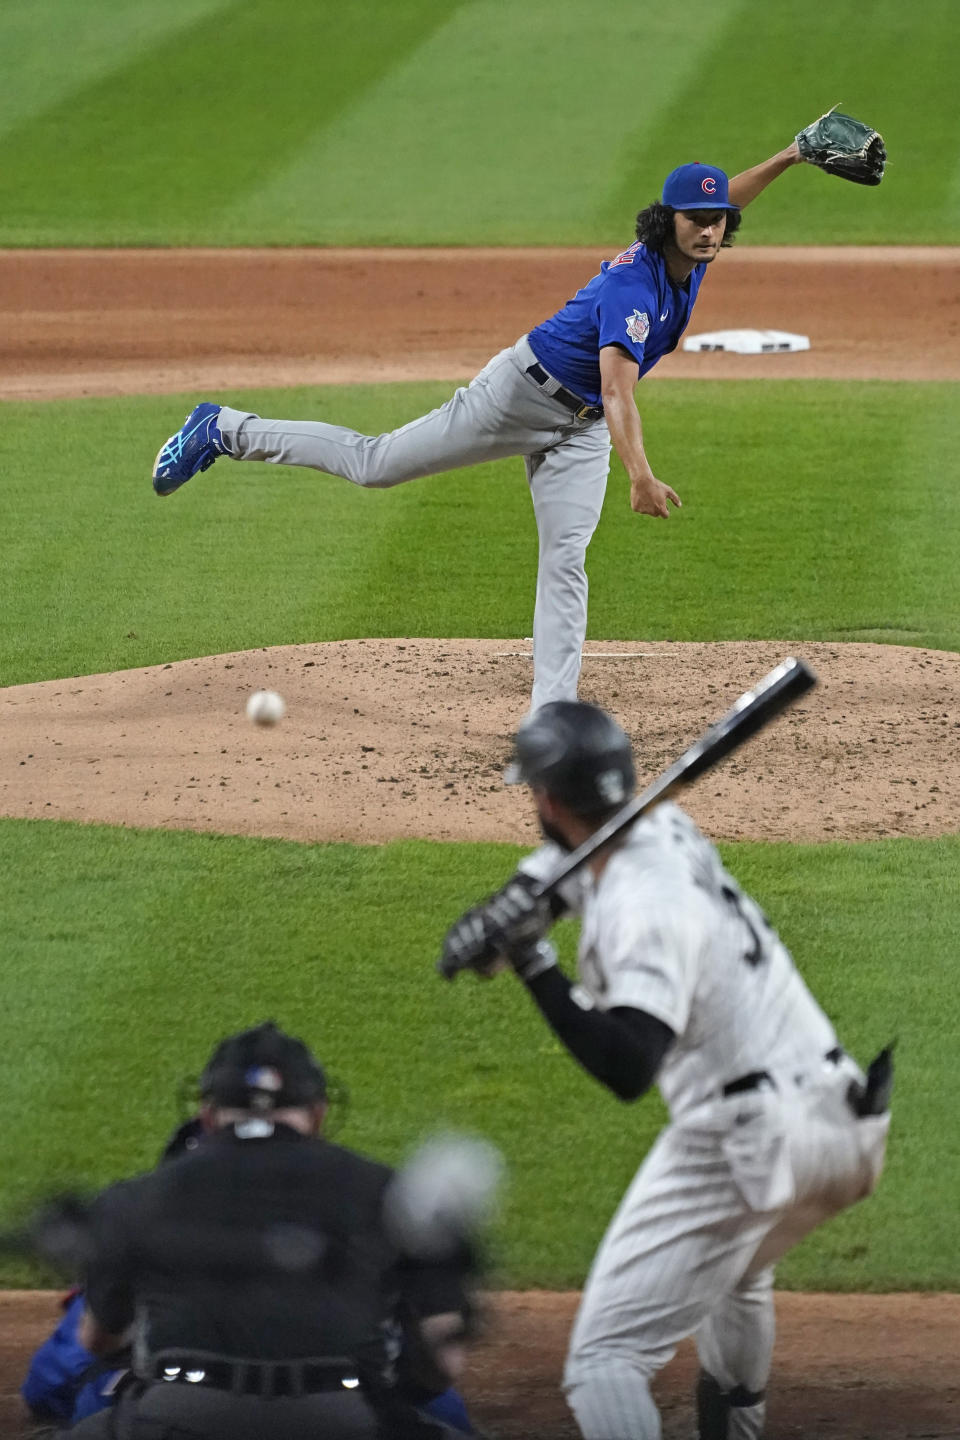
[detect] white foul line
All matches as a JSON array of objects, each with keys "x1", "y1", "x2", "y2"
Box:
[{"x1": 493, "y1": 651, "x2": 684, "y2": 659}]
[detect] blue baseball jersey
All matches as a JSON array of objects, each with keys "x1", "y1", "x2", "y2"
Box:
[
  {"x1": 21, "y1": 1291, "x2": 122, "y2": 1424},
  {"x1": 527, "y1": 241, "x2": 706, "y2": 405}
]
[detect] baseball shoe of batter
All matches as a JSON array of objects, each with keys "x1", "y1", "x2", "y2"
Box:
[{"x1": 153, "y1": 402, "x2": 226, "y2": 495}]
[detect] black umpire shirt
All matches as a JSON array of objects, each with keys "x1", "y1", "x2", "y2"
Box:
[{"x1": 84, "y1": 1123, "x2": 465, "y2": 1376}]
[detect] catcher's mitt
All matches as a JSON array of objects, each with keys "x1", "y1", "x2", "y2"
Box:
[{"x1": 796, "y1": 107, "x2": 886, "y2": 186}]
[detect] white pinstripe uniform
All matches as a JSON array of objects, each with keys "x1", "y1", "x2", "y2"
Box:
[{"x1": 520, "y1": 803, "x2": 889, "y2": 1440}]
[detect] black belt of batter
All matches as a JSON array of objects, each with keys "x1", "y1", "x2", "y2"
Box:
[
  {"x1": 524, "y1": 360, "x2": 604, "y2": 421},
  {"x1": 722, "y1": 1046, "x2": 845, "y2": 1098},
  {"x1": 147, "y1": 1352, "x2": 362, "y2": 1399}
]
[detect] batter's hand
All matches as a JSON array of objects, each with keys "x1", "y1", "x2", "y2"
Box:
[
  {"x1": 439, "y1": 875, "x2": 553, "y2": 979},
  {"x1": 630, "y1": 472, "x2": 681, "y2": 518},
  {"x1": 441, "y1": 905, "x2": 503, "y2": 978},
  {"x1": 484, "y1": 879, "x2": 552, "y2": 952}
]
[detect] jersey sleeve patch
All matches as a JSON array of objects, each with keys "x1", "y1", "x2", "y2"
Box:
[
  {"x1": 595, "y1": 264, "x2": 658, "y2": 367},
  {"x1": 625, "y1": 310, "x2": 650, "y2": 344}
]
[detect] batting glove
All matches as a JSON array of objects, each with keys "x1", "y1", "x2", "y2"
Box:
[
  {"x1": 440, "y1": 874, "x2": 555, "y2": 979},
  {"x1": 484, "y1": 876, "x2": 553, "y2": 953},
  {"x1": 441, "y1": 904, "x2": 503, "y2": 978}
]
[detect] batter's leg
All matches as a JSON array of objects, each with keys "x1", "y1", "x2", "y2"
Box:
[
  {"x1": 216, "y1": 347, "x2": 567, "y2": 490},
  {"x1": 690, "y1": 1077, "x2": 890, "y2": 1440},
  {"x1": 694, "y1": 1266, "x2": 774, "y2": 1440},
  {"x1": 563, "y1": 1118, "x2": 778, "y2": 1440},
  {"x1": 524, "y1": 424, "x2": 611, "y2": 710}
]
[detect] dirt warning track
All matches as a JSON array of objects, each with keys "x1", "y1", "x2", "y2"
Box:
[{"x1": 1, "y1": 245, "x2": 957, "y2": 398}]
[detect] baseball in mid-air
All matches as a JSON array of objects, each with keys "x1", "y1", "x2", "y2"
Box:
[{"x1": 246, "y1": 689, "x2": 286, "y2": 726}]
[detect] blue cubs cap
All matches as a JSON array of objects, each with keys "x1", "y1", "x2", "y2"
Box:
[{"x1": 661, "y1": 162, "x2": 738, "y2": 211}]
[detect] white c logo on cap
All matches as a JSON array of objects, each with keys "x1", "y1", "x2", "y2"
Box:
[{"x1": 701, "y1": 176, "x2": 716, "y2": 194}]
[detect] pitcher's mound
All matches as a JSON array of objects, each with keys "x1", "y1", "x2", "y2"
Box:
[{"x1": 1, "y1": 639, "x2": 958, "y2": 845}]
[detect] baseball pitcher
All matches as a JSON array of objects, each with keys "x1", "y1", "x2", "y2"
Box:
[
  {"x1": 440, "y1": 702, "x2": 892, "y2": 1440},
  {"x1": 151, "y1": 113, "x2": 884, "y2": 714}
]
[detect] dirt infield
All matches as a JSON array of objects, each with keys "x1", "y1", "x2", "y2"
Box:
[
  {"x1": 1, "y1": 245, "x2": 958, "y2": 398},
  {"x1": 3, "y1": 247, "x2": 959, "y2": 1437},
  {"x1": 4, "y1": 1290, "x2": 959, "y2": 1438}
]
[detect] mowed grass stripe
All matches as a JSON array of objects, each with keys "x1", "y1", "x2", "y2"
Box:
[
  {"x1": 873, "y1": 403, "x2": 960, "y2": 648},
  {"x1": 0, "y1": 0, "x2": 234, "y2": 137},
  {"x1": 0, "y1": 0, "x2": 462, "y2": 246},
  {"x1": 602, "y1": 0, "x2": 960, "y2": 244},
  {"x1": 0, "y1": 817, "x2": 955, "y2": 1290},
  {"x1": 587, "y1": 380, "x2": 960, "y2": 648},
  {"x1": 232, "y1": 0, "x2": 744, "y2": 246},
  {"x1": 2, "y1": 0, "x2": 958, "y2": 245},
  {"x1": 2, "y1": 380, "x2": 957, "y2": 686},
  {"x1": 353, "y1": 379, "x2": 960, "y2": 652}
]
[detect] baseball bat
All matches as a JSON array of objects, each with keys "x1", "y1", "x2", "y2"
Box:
[{"x1": 439, "y1": 656, "x2": 816, "y2": 978}]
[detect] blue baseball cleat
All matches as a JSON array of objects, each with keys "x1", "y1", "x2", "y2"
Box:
[{"x1": 152, "y1": 402, "x2": 226, "y2": 495}]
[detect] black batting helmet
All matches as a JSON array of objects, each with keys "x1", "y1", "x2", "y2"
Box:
[
  {"x1": 504, "y1": 701, "x2": 635, "y2": 815},
  {"x1": 199, "y1": 1022, "x2": 327, "y2": 1114}
]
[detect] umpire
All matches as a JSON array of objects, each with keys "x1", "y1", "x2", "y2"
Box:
[{"x1": 71, "y1": 1022, "x2": 479, "y2": 1439}]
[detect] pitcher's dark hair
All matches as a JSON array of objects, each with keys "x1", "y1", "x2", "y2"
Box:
[{"x1": 635, "y1": 201, "x2": 742, "y2": 252}]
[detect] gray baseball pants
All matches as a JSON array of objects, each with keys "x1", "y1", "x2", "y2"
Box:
[
  {"x1": 216, "y1": 337, "x2": 611, "y2": 711},
  {"x1": 563, "y1": 1059, "x2": 889, "y2": 1439}
]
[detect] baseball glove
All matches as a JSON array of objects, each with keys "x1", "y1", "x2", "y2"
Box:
[{"x1": 795, "y1": 107, "x2": 886, "y2": 186}]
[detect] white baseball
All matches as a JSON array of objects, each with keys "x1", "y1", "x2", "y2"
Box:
[
  {"x1": 383, "y1": 1135, "x2": 505, "y2": 1258},
  {"x1": 246, "y1": 689, "x2": 286, "y2": 726}
]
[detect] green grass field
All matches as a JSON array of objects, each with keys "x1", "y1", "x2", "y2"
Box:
[
  {"x1": 1, "y1": 0, "x2": 958, "y2": 1304},
  {"x1": 0, "y1": 0, "x2": 957, "y2": 245},
  {"x1": 2, "y1": 818, "x2": 956, "y2": 1290},
  {"x1": 1, "y1": 374, "x2": 959, "y2": 1289},
  {"x1": 3, "y1": 379, "x2": 959, "y2": 686}
]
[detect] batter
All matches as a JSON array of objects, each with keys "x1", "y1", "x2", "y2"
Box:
[
  {"x1": 441, "y1": 702, "x2": 892, "y2": 1439},
  {"x1": 152, "y1": 145, "x2": 803, "y2": 711}
]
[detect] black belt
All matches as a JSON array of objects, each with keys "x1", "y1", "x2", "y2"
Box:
[
  {"x1": 524, "y1": 360, "x2": 604, "y2": 422},
  {"x1": 722, "y1": 1047, "x2": 846, "y2": 1099},
  {"x1": 148, "y1": 1353, "x2": 362, "y2": 1399}
]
